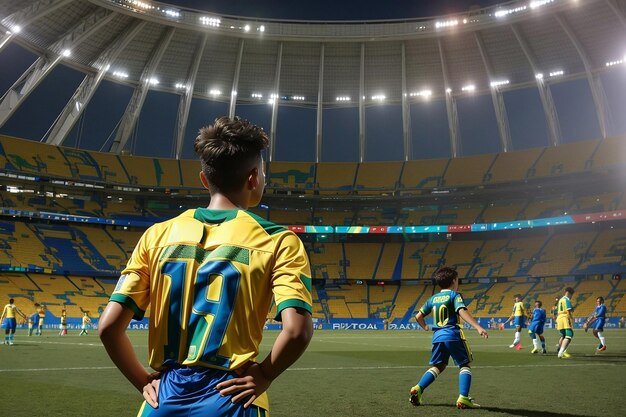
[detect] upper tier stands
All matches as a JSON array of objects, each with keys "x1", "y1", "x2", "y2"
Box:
[{"x1": 1, "y1": 135, "x2": 624, "y2": 192}]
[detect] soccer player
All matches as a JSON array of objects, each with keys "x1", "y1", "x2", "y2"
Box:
[
  {"x1": 1, "y1": 298, "x2": 27, "y2": 345},
  {"x1": 556, "y1": 287, "x2": 575, "y2": 359},
  {"x1": 79, "y1": 312, "x2": 91, "y2": 336},
  {"x1": 37, "y1": 303, "x2": 46, "y2": 336},
  {"x1": 99, "y1": 116, "x2": 313, "y2": 417},
  {"x1": 59, "y1": 307, "x2": 67, "y2": 336},
  {"x1": 503, "y1": 295, "x2": 526, "y2": 349},
  {"x1": 410, "y1": 267, "x2": 488, "y2": 409},
  {"x1": 528, "y1": 300, "x2": 547, "y2": 354},
  {"x1": 29, "y1": 303, "x2": 41, "y2": 336},
  {"x1": 584, "y1": 297, "x2": 607, "y2": 352}
]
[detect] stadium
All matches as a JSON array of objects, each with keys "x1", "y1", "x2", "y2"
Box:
[{"x1": 0, "y1": 0, "x2": 625, "y2": 415}]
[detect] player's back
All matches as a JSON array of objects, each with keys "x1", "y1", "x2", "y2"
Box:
[
  {"x1": 3, "y1": 303, "x2": 15, "y2": 318},
  {"x1": 420, "y1": 289, "x2": 466, "y2": 342},
  {"x1": 112, "y1": 208, "x2": 312, "y2": 372},
  {"x1": 557, "y1": 296, "x2": 572, "y2": 316}
]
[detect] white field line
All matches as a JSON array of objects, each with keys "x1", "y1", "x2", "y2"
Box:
[{"x1": 1, "y1": 362, "x2": 623, "y2": 374}]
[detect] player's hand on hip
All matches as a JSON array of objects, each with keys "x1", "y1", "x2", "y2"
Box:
[
  {"x1": 217, "y1": 362, "x2": 272, "y2": 408},
  {"x1": 142, "y1": 372, "x2": 161, "y2": 409}
]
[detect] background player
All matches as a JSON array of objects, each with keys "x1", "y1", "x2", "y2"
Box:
[
  {"x1": 37, "y1": 303, "x2": 46, "y2": 336},
  {"x1": 29, "y1": 303, "x2": 41, "y2": 336},
  {"x1": 79, "y1": 312, "x2": 91, "y2": 336},
  {"x1": 584, "y1": 297, "x2": 607, "y2": 352},
  {"x1": 503, "y1": 295, "x2": 526, "y2": 349},
  {"x1": 99, "y1": 116, "x2": 313, "y2": 417},
  {"x1": 410, "y1": 267, "x2": 488, "y2": 409},
  {"x1": 556, "y1": 287, "x2": 575, "y2": 359},
  {"x1": 528, "y1": 300, "x2": 547, "y2": 354},
  {"x1": 59, "y1": 306, "x2": 67, "y2": 336},
  {"x1": 1, "y1": 298, "x2": 27, "y2": 345}
]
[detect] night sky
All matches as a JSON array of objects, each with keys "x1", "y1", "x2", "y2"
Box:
[{"x1": 166, "y1": 0, "x2": 505, "y2": 21}]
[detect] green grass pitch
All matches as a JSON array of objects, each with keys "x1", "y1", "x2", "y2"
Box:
[{"x1": 1, "y1": 329, "x2": 624, "y2": 416}]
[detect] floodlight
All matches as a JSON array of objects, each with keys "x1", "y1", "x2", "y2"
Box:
[{"x1": 490, "y1": 79, "x2": 509, "y2": 88}]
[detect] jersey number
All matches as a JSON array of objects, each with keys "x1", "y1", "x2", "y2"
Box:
[
  {"x1": 162, "y1": 260, "x2": 241, "y2": 368},
  {"x1": 434, "y1": 305, "x2": 449, "y2": 327}
]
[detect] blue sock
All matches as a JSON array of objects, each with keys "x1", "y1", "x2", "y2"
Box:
[
  {"x1": 459, "y1": 367, "x2": 472, "y2": 397},
  {"x1": 541, "y1": 340, "x2": 545, "y2": 349},
  {"x1": 4, "y1": 335, "x2": 8, "y2": 342},
  {"x1": 529, "y1": 332, "x2": 536, "y2": 340},
  {"x1": 417, "y1": 367, "x2": 440, "y2": 391}
]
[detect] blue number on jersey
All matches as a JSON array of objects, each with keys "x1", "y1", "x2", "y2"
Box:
[{"x1": 161, "y1": 260, "x2": 241, "y2": 368}]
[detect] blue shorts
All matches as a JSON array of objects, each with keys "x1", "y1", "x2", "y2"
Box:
[
  {"x1": 593, "y1": 318, "x2": 605, "y2": 332},
  {"x1": 137, "y1": 367, "x2": 267, "y2": 417},
  {"x1": 513, "y1": 317, "x2": 526, "y2": 328},
  {"x1": 429, "y1": 340, "x2": 473, "y2": 367},
  {"x1": 528, "y1": 322, "x2": 544, "y2": 335},
  {"x1": 2, "y1": 318, "x2": 16, "y2": 332}
]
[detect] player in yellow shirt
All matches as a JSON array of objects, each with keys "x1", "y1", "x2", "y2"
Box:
[
  {"x1": 79, "y1": 312, "x2": 91, "y2": 336},
  {"x1": 59, "y1": 307, "x2": 68, "y2": 336},
  {"x1": 99, "y1": 116, "x2": 313, "y2": 417},
  {"x1": 503, "y1": 295, "x2": 526, "y2": 349},
  {"x1": 1, "y1": 298, "x2": 27, "y2": 345},
  {"x1": 556, "y1": 287, "x2": 575, "y2": 359},
  {"x1": 37, "y1": 303, "x2": 46, "y2": 336}
]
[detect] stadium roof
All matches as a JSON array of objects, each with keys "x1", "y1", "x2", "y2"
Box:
[{"x1": 0, "y1": 0, "x2": 625, "y2": 160}]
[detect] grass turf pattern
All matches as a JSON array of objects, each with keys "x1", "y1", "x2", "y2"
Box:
[{"x1": 1, "y1": 329, "x2": 624, "y2": 416}]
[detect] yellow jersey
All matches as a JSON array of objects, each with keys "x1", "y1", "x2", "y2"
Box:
[
  {"x1": 557, "y1": 295, "x2": 573, "y2": 316},
  {"x1": 82, "y1": 316, "x2": 91, "y2": 325},
  {"x1": 111, "y1": 208, "x2": 312, "y2": 372},
  {"x1": 512, "y1": 301, "x2": 524, "y2": 317},
  {"x1": 2, "y1": 303, "x2": 18, "y2": 319}
]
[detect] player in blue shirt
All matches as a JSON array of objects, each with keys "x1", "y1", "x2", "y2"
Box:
[
  {"x1": 410, "y1": 267, "x2": 488, "y2": 409},
  {"x1": 528, "y1": 300, "x2": 547, "y2": 354},
  {"x1": 584, "y1": 297, "x2": 607, "y2": 352}
]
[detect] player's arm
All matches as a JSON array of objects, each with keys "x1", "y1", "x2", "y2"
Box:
[
  {"x1": 414, "y1": 311, "x2": 429, "y2": 331},
  {"x1": 458, "y1": 308, "x2": 488, "y2": 338},
  {"x1": 217, "y1": 307, "x2": 313, "y2": 408},
  {"x1": 98, "y1": 302, "x2": 156, "y2": 393}
]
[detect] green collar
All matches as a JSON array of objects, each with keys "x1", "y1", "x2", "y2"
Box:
[{"x1": 193, "y1": 208, "x2": 240, "y2": 224}]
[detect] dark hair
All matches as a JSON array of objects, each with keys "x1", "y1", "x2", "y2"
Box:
[
  {"x1": 9, "y1": 298, "x2": 14, "y2": 304},
  {"x1": 194, "y1": 116, "x2": 269, "y2": 193},
  {"x1": 535, "y1": 300, "x2": 542, "y2": 307},
  {"x1": 597, "y1": 296, "x2": 604, "y2": 303},
  {"x1": 434, "y1": 267, "x2": 458, "y2": 289},
  {"x1": 564, "y1": 287, "x2": 575, "y2": 295}
]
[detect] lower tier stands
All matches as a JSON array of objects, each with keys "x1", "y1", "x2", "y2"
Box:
[{"x1": 2, "y1": 274, "x2": 624, "y2": 323}]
